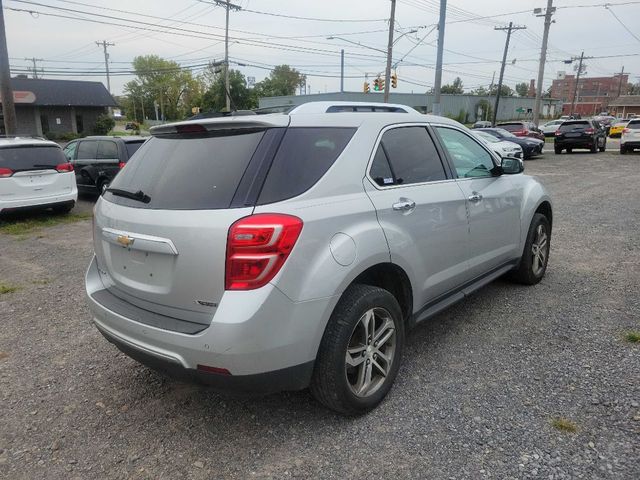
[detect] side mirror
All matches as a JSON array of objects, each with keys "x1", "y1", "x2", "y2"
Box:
[{"x1": 501, "y1": 157, "x2": 524, "y2": 174}]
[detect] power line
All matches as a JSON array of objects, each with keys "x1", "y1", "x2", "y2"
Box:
[{"x1": 604, "y1": 4, "x2": 640, "y2": 43}]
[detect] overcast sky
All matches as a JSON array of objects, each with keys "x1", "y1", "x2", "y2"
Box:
[{"x1": 4, "y1": 0, "x2": 640, "y2": 96}]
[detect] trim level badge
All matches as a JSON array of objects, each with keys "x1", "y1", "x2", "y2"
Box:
[{"x1": 116, "y1": 235, "x2": 134, "y2": 247}]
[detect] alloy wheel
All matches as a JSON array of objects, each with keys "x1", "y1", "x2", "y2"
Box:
[
  {"x1": 531, "y1": 224, "x2": 548, "y2": 276},
  {"x1": 345, "y1": 307, "x2": 396, "y2": 398}
]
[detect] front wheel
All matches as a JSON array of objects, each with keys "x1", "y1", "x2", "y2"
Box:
[
  {"x1": 599, "y1": 138, "x2": 606, "y2": 152},
  {"x1": 509, "y1": 213, "x2": 551, "y2": 285},
  {"x1": 311, "y1": 284, "x2": 405, "y2": 415},
  {"x1": 620, "y1": 146, "x2": 627, "y2": 155},
  {"x1": 554, "y1": 146, "x2": 562, "y2": 154}
]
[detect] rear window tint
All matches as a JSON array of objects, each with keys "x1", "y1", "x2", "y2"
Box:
[
  {"x1": 497, "y1": 123, "x2": 523, "y2": 131},
  {"x1": 124, "y1": 140, "x2": 145, "y2": 158},
  {"x1": 257, "y1": 127, "x2": 356, "y2": 205},
  {"x1": 104, "y1": 131, "x2": 265, "y2": 210},
  {"x1": 97, "y1": 140, "x2": 118, "y2": 159},
  {"x1": 627, "y1": 121, "x2": 640, "y2": 129},
  {"x1": 0, "y1": 145, "x2": 66, "y2": 171},
  {"x1": 559, "y1": 121, "x2": 590, "y2": 131}
]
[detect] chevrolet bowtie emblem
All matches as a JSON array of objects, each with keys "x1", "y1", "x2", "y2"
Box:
[{"x1": 116, "y1": 235, "x2": 134, "y2": 247}]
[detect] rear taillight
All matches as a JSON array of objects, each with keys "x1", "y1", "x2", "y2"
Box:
[
  {"x1": 225, "y1": 213, "x2": 303, "y2": 290},
  {"x1": 55, "y1": 163, "x2": 74, "y2": 173},
  {"x1": 584, "y1": 128, "x2": 594, "y2": 134},
  {"x1": 554, "y1": 130, "x2": 562, "y2": 136},
  {"x1": 0, "y1": 167, "x2": 13, "y2": 177},
  {"x1": 623, "y1": 128, "x2": 631, "y2": 134},
  {"x1": 118, "y1": 162, "x2": 126, "y2": 169}
]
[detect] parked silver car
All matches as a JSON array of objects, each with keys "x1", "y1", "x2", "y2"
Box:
[{"x1": 86, "y1": 102, "x2": 553, "y2": 414}]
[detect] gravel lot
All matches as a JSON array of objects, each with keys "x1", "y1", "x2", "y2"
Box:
[{"x1": 1, "y1": 151, "x2": 639, "y2": 479}]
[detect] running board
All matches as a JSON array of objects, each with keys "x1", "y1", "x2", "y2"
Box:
[{"x1": 410, "y1": 262, "x2": 516, "y2": 327}]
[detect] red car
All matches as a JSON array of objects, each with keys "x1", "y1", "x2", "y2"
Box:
[{"x1": 497, "y1": 121, "x2": 545, "y2": 141}]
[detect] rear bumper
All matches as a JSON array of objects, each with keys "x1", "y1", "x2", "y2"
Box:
[
  {"x1": 0, "y1": 189, "x2": 77, "y2": 213},
  {"x1": 85, "y1": 256, "x2": 337, "y2": 392},
  {"x1": 621, "y1": 140, "x2": 640, "y2": 148},
  {"x1": 555, "y1": 138, "x2": 596, "y2": 149}
]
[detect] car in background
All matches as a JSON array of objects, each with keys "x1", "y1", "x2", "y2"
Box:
[
  {"x1": 554, "y1": 120, "x2": 607, "y2": 154},
  {"x1": 124, "y1": 122, "x2": 139, "y2": 131},
  {"x1": 608, "y1": 119, "x2": 628, "y2": 138},
  {"x1": 472, "y1": 120, "x2": 492, "y2": 129},
  {"x1": 496, "y1": 121, "x2": 545, "y2": 141},
  {"x1": 620, "y1": 119, "x2": 640, "y2": 154},
  {"x1": 594, "y1": 115, "x2": 616, "y2": 133},
  {"x1": 472, "y1": 130, "x2": 523, "y2": 158},
  {"x1": 540, "y1": 119, "x2": 564, "y2": 137},
  {"x1": 0, "y1": 137, "x2": 77, "y2": 214},
  {"x1": 476, "y1": 128, "x2": 544, "y2": 159},
  {"x1": 63, "y1": 136, "x2": 147, "y2": 193}
]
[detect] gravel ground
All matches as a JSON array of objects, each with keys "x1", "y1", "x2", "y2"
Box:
[{"x1": 1, "y1": 152, "x2": 639, "y2": 479}]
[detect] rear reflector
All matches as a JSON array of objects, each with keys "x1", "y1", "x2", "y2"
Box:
[
  {"x1": 0, "y1": 167, "x2": 13, "y2": 177},
  {"x1": 118, "y1": 161, "x2": 126, "y2": 169},
  {"x1": 197, "y1": 364, "x2": 231, "y2": 375},
  {"x1": 226, "y1": 213, "x2": 303, "y2": 290},
  {"x1": 56, "y1": 163, "x2": 74, "y2": 173}
]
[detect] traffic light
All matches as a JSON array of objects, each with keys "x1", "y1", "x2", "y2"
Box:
[
  {"x1": 373, "y1": 77, "x2": 380, "y2": 91},
  {"x1": 391, "y1": 72, "x2": 398, "y2": 88},
  {"x1": 363, "y1": 81, "x2": 370, "y2": 93},
  {"x1": 379, "y1": 78, "x2": 385, "y2": 91}
]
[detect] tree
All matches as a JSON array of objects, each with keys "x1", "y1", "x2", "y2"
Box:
[
  {"x1": 255, "y1": 65, "x2": 306, "y2": 97},
  {"x1": 470, "y1": 86, "x2": 490, "y2": 96},
  {"x1": 515, "y1": 82, "x2": 529, "y2": 97},
  {"x1": 440, "y1": 77, "x2": 464, "y2": 94},
  {"x1": 123, "y1": 55, "x2": 203, "y2": 121},
  {"x1": 93, "y1": 114, "x2": 115, "y2": 135},
  {"x1": 200, "y1": 66, "x2": 256, "y2": 111},
  {"x1": 489, "y1": 84, "x2": 514, "y2": 97}
]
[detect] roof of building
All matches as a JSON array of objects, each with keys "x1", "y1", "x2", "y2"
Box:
[
  {"x1": 7, "y1": 77, "x2": 117, "y2": 107},
  {"x1": 608, "y1": 95, "x2": 640, "y2": 107}
]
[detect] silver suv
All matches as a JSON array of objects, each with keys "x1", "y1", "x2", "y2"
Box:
[{"x1": 86, "y1": 102, "x2": 552, "y2": 414}]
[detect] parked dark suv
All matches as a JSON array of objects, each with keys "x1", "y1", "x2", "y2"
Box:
[
  {"x1": 63, "y1": 136, "x2": 147, "y2": 193},
  {"x1": 554, "y1": 120, "x2": 606, "y2": 154}
]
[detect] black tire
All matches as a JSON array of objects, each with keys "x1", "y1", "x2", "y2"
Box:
[
  {"x1": 599, "y1": 139, "x2": 606, "y2": 152},
  {"x1": 590, "y1": 142, "x2": 597, "y2": 153},
  {"x1": 97, "y1": 178, "x2": 110, "y2": 195},
  {"x1": 567, "y1": 148, "x2": 573, "y2": 154},
  {"x1": 310, "y1": 284, "x2": 405, "y2": 415},
  {"x1": 554, "y1": 146, "x2": 562, "y2": 154},
  {"x1": 509, "y1": 213, "x2": 551, "y2": 285},
  {"x1": 53, "y1": 202, "x2": 74, "y2": 214},
  {"x1": 620, "y1": 147, "x2": 626, "y2": 155}
]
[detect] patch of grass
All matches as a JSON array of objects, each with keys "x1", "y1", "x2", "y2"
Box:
[
  {"x1": 551, "y1": 417, "x2": 578, "y2": 433},
  {"x1": 624, "y1": 331, "x2": 640, "y2": 343},
  {"x1": 0, "y1": 212, "x2": 91, "y2": 236},
  {"x1": 0, "y1": 283, "x2": 21, "y2": 294},
  {"x1": 31, "y1": 278, "x2": 51, "y2": 286}
]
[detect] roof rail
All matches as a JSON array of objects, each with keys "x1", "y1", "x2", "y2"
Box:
[{"x1": 288, "y1": 101, "x2": 417, "y2": 115}]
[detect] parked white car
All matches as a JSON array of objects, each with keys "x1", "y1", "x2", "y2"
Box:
[
  {"x1": 620, "y1": 118, "x2": 640, "y2": 154},
  {"x1": 472, "y1": 130, "x2": 523, "y2": 159},
  {"x1": 540, "y1": 120, "x2": 564, "y2": 137},
  {"x1": 0, "y1": 137, "x2": 77, "y2": 214}
]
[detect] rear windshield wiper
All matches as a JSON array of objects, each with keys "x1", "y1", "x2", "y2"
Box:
[{"x1": 105, "y1": 188, "x2": 151, "y2": 204}]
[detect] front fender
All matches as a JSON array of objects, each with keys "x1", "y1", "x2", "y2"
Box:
[{"x1": 515, "y1": 174, "x2": 553, "y2": 248}]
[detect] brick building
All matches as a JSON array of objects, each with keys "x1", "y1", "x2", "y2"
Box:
[
  {"x1": 0, "y1": 77, "x2": 117, "y2": 136},
  {"x1": 550, "y1": 72, "x2": 629, "y2": 116},
  {"x1": 608, "y1": 95, "x2": 640, "y2": 118}
]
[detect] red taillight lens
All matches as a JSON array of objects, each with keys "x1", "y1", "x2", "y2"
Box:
[
  {"x1": 0, "y1": 167, "x2": 13, "y2": 177},
  {"x1": 623, "y1": 128, "x2": 630, "y2": 134},
  {"x1": 554, "y1": 130, "x2": 562, "y2": 136},
  {"x1": 225, "y1": 213, "x2": 303, "y2": 290},
  {"x1": 55, "y1": 163, "x2": 74, "y2": 173},
  {"x1": 176, "y1": 124, "x2": 207, "y2": 134},
  {"x1": 584, "y1": 128, "x2": 594, "y2": 134},
  {"x1": 118, "y1": 161, "x2": 126, "y2": 169}
]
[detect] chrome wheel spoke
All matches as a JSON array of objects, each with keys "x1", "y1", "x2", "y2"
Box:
[
  {"x1": 360, "y1": 310, "x2": 374, "y2": 344},
  {"x1": 371, "y1": 358, "x2": 388, "y2": 377},
  {"x1": 532, "y1": 253, "x2": 540, "y2": 273},
  {"x1": 373, "y1": 318, "x2": 394, "y2": 343},
  {"x1": 375, "y1": 327, "x2": 395, "y2": 348},
  {"x1": 345, "y1": 346, "x2": 366, "y2": 367}
]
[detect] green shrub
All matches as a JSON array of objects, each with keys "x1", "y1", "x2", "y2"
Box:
[{"x1": 93, "y1": 114, "x2": 116, "y2": 135}]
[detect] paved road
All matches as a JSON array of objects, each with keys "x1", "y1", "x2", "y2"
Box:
[{"x1": 1, "y1": 150, "x2": 639, "y2": 479}]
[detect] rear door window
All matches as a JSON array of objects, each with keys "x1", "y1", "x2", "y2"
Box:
[
  {"x1": 257, "y1": 127, "x2": 356, "y2": 205},
  {"x1": 369, "y1": 126, "x2": 447, "y2": 186},
  {"x1": 105, "y1": 130, "x2": 265, "y2": 210},
  {"x1": 76, "y1": 141, "x2": 98, "y2": 159},
  {"x1": 0, "y1": 145, "x2": 66, "y2": 172},
  {"x1": 97, "y1": 140, "x2": 119, "y2": 160}
]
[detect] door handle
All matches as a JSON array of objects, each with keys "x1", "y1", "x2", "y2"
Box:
[
  {"x1": 468, "y1": 192, "x2": 483, "y2": 203},
  {"x1": 392, "y1": 199, "x2": 416, "y2": 211}
]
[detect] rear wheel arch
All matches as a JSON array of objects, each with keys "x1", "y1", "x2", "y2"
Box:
[{"x1": 535, "y1": 201, "x2": 553, "y2": 229}]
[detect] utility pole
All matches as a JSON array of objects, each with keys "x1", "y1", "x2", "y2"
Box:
[
  {"x1": 210, "y1": 0, "x2": 241, "y2": 111},
  {"x1": 25, "y1": 57, "x2": 43, "y2": 79},
  {"x1": 340, "y1": 49, "x2": 345, "y2": 93},
  {"x1": 492, "y1": 22, "x2": 527, "y2": 125},
  {"x1": 432, "y1": 0, "x2": 447, "y2": 115},
  {"x1": 569, "y1": 51, "x2": 586, "y2": 117},
  {"x1": 383, "y1": 0, "x2": 396, "y2": 103},
  {"x1": 0, "y1": 0, "x2": 17, "y2": 135},
  {"x1": 617, "y1": 66, "x2": 625, "y2": 96},
  {"x1": 533, "y1": 0, "x2": 555, "y2": 125},
  {"x1": 96, "y1": 40, "x2": 115, "y2": 94}
]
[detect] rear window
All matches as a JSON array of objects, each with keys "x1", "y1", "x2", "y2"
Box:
[
  {"x1": 559, "y1": 121, "x2": 590, "y2": 131},
  {"x1": 105, "y1": 131, "x2": 265, "y2": 210},
  {"x1": 0, "y1": 145, "x2": 66, "y2": 171},
  {"x1": 124, "y1": 140, "x2": 145, "y2": 158},
  {"x1": 627, "y1": 121, "x2": 640, "y2": 129},
  {"x1": 497, "y1": 123, "x2": 524, "y2": 131},
  {"x1": 257, "y1": 127, "x2": 356, "y2": 205}
]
